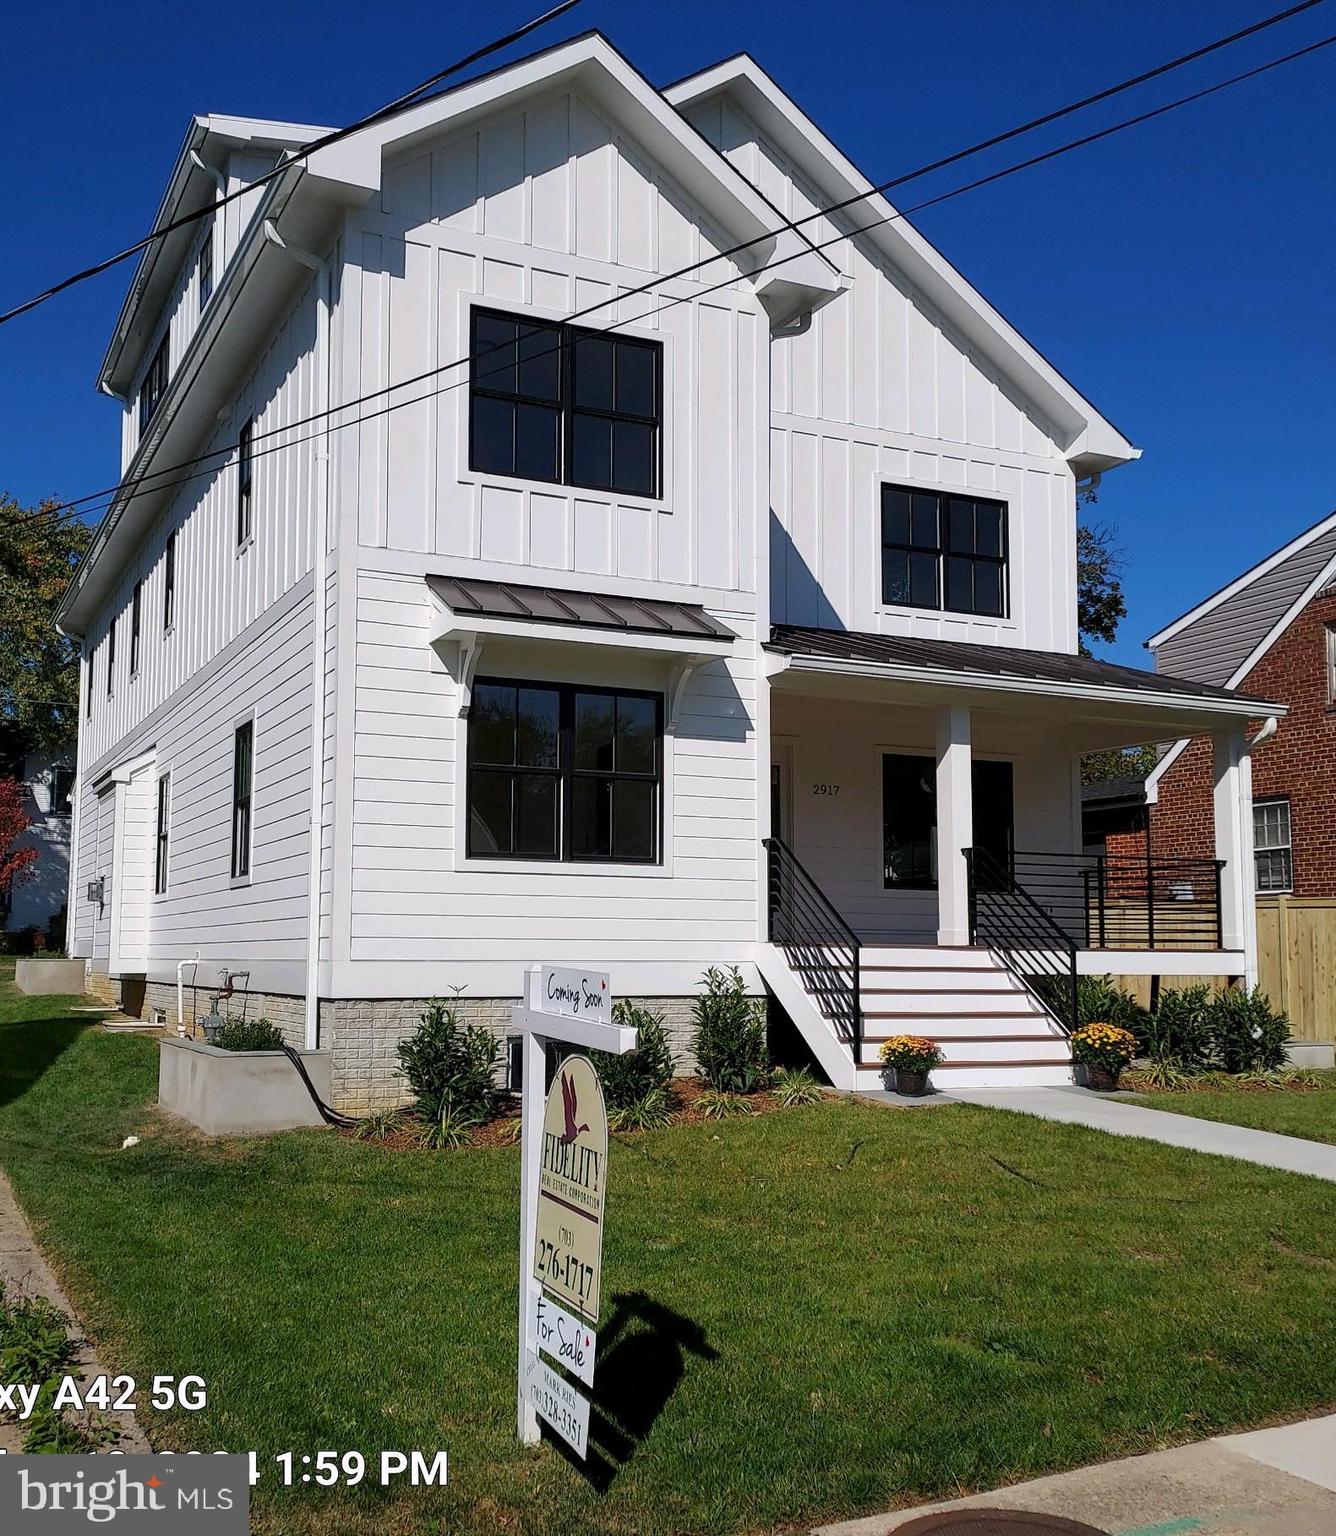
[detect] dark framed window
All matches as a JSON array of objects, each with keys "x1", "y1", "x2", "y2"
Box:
[
  {"x1": 469, "y1": 307, "x2": 662, "y2": 498},
  {"x1": 138, "y1": 334, "x2": 169, "y2": 434},
  {"x1": 129, "y1": 580, "x2": 142, "y2": 675},
  {"x1": 198, "y1": 226, "x2": 214, "y2": 313},
  {"x1": 106, "y1": 616, "x2": 116, "y2": 697},
  {"x1": 1253, "y1": 798, "x2": 1292, "y2": 893},
  {"x1": 231, "y1": 721, "x2": 253, "y2": 880},
  {"x1": 237, "y1": 419, "x2": 254, "y2": 545},
  {"x1": 881, "y1": 485, "x2": 1008, "y2": 618},
  {"x1": 882, "y1": 753, "x2": 1013, "y2": 889},
  {"x1": 163, "y1": 530, "x2": 176, "y2": 631},
  {"x1": 86, "y1": 648, "x2": 94, "y2": 717},
  {"x1": 53, "y1": 767, "x2": 75, "y2": 815},
  {"x1": 467, "y1": 679, "x2": 662, "y2": 863},
  {"x1": 155, "y1": 774, "x2": 170, "y2": 895}
]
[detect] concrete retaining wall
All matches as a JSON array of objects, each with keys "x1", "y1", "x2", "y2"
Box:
[
  {"x1": 15, "y1": 958, "x2": 88, "y2": 996},
  {"x1": 158, "y1": 1038, "x2": 331, "y2": 1136}
]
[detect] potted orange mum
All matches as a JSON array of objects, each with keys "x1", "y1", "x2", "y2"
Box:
[
  {"x1": 1071, "y1": 1022, "x2": 1138, "y2": 1091},
  {"x1": 878, "y1": 1034, "x2": 943, "y2": 1096}
]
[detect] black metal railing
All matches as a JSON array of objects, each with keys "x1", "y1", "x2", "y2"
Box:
[
  {"x1": 765, "y1": 835, "x2": 862, "y2": 1065},
  {"x1": 1005, "y1": 850, "x2": 1225, "y2": 951},
  {"x1": 965, "y1": 846, "x2": 1079, "y2": 1036}
]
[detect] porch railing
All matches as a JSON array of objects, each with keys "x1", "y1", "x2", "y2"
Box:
[
  {"x1": 764, "y1": 835, "x2": 862, "y2": 1066},
  {"x1": 965, "y1": 846, "x2": 1079, "y2": 1036},
  {"x1": 1006, "y1": 850, "x2": 1225, "y2": 951}
]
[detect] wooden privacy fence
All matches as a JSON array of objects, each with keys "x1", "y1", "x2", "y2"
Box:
[{"x1": 1113, "y1": 896, "x2": 1336, "y2": 1043}]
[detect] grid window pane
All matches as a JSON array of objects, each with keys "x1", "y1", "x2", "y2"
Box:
[
  {"x1": 948, "y1": 498, "x2": 975, "y2": 553},
  {"x1": 909, "y1": 551, "x2": 938, "y2": 608},
  {"x1": 612, "y1": 419, "x2": 655, "y2": 497},
  {"x1": 574, "y1": 693, "x2": 615, "y2": 770},
  {"x1": 516, "y1": 688, "x2": 560, "y2": 768},
  {"x1": 882, "y1": 487, "x2": 911, "y2": 547},
  {"x1": 516, "y1": 325, "x2": 561, "y2": 401},
  {"x1": 469, "y1": 770, "x2": 513, "y2": 855},
  {"x1": 471, "y1": 684, "x2": 516, "y2": 765},
  {"x1": 615, "y1": 341, "x2": 656, "y2": 417},
  {"x1": 616, "y1": 695, "x2": 656, "y2": 773},
  {"x1": 571, "y1": 335, "x2": 615, "y2": 410},
  {"x1": 975, "y1": 502, "x2": 1003, "y2": 557},
  {"x1": 570, "y1": 412, "x2": 613, "y2": 490},
  {"x1": 572, "y1": 777, "x2": 612, "y2": 858},
  {"x1": 613, "y1": 780, "x2": 655, "y2": 859},
  {"x1": 473, "y1": 313, "x2": 518, "y2": 391},
  {"x1": 946, "y1": 556, "x2": 974, "y2": 613},
  {"x1": 972, "y1": 560, "x2": 1004, "y2": 617},
  {"x1": 515, "y1": 774, "x2": 559, "y2": 857},
  {"x1": 512, "y1": 402, "x2": 561, "y2": 481},
  {"x1": 910, "y1": 494, "x2": 939, "y2": 548}
]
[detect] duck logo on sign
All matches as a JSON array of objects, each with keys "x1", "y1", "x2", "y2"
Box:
[{"x1": 534, "y1": 1054, "x2": 607, "y2": 1321}]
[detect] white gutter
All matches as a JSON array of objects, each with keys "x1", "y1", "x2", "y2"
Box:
[
  {"x1": 773, "y1": 652, "x2": 1285, "y2": 720},
  {"x1": 263, "y1": 220, "x2": 331, "y2": 1054}
]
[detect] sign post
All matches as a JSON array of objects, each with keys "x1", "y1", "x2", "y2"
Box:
[{"x1": 513, "y1": 965, "x2": 636, "y2": 1448}]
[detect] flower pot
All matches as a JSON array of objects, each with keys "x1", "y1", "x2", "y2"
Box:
[
  {"x1": 895, "y1": 1069, "x2": 929, "y2": 1097},
  {"x1": 1085, "y1": 1064, "x2": 1120, "y2": 1092}
]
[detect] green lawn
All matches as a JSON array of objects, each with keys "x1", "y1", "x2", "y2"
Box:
[
  {"x1": 2, "y1": 971, "x2": 1335, "y2": 1536},
  {"x1": 1127, "y1": 1075, "x2": 1336, "y2": 1146}
]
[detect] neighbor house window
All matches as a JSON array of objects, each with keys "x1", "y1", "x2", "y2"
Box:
[
  {"x1": 198, "y1": 226, "x2": 214, "y2": 313},
  {"x1": 882, "y1": 753, "x2": 1014, "y2": 888},
  {"x1": 231, "y1": 721, "x2": 253, "y2": 880},
  {"x1": 881, "y1": 485, "x2": 1008, "y2": 618},
  {"x1": 467, "y1": 679, "x2": 662, "y2": 863},
  {"x1": 236, "y1": 419, "x2": 254, "y2": 544},
  {"x1": 1326, "y1": 624, "x2": 1336, "y2": 704},
  {"x1": 106, "y1": 616, "x2": 116, "y2": 697},
  {"x1": 154, "y1": 774, "x2": 170, "y2": 895},
  {"x1": 163, "y1": 530, "x2": 176, "y2": 631},
  {"x1": 1253, "y1": 798, "x2": 1292, "y2": 893},
  {"x1": 129, "y1": 580, "x2": 142, "y2": 675},
  {"x1": 53, "y1": 767, "x2": 75, "y2": 815},
  {"x1": 469, "y1": 308, "x2": 662, "y2": 497},
  {"x1": 138, "y1": 334, "x2": 169, "y2": 434}
]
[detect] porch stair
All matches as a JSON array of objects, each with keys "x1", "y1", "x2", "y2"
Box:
[{"x1": 758, "y1": 942, "x2": 1073, "y2": 1091}]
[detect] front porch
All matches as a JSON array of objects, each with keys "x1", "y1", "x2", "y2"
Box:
[{"x1": 758, "y1": 626, "x2": 1280, "y2": 1088}]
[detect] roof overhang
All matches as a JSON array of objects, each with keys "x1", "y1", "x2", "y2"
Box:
[{"x1": 665, "y1": 54, "x2": 1139, "y2": 475}]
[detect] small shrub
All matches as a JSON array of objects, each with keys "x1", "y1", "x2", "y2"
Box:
[
  {"x1": 1075, "y1": 976, "x2": 1148, "y2": 1038},
  {"x1": 1205, "y1": 986, "x2": 1290, "y2": 1073},
  {"x1": 353, "y1": 1108, "x2": 410, "y2": 1142},
  {"x1": 591, "y1": 1001, "x2": 675, "y2": 1110},
  {"x1": 495, "y1": 1116, "x2": 524, "y2": 1145},
  {"x1": 877, "y1": 1035, "x2": 943, "y2": 1073},
  {"x1": 1070, "y1": 1023, "x2": 1138, "y2": 1075},
  {"x1": 209, "y1": 1016, "x2": 285, "y2": 1052},
  {"x1": 397, "y1": 994, "x2": 499, "y2": 1124},
  {"x1": 1124, "y1": 1059, "x2": 1196, "y2": 1093},
  {"x1": 772, "y1": 1067, "x2": 824, "y2": 1107},
  {"x1": 691, "y1": 967, "x2": 768, "y2": 1093},
  {"x1": 1143, "y1": 985, "x2": 1213, "y2": 1068},
  {"x1": 409, "y1": 1103, "x2": 478, "y2": 1150},
  {"x1": 697, "y1": 1088, "x2": 755, "y2": 1119},
  {"x1": 608, "y1": 1087, "x2": 676, "y2": 1132}
]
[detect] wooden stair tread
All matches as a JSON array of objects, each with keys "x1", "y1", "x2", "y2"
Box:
[
  {"x1": 860, "y1": 1057, "x2": 1070, "y2": 1070},
  {"x1": 863, "y1": 1033, "x2": 1065, "y2": 1044},
  {"x1": 862, "y1": 1009, "x2": 1045, "y2": 1021}
]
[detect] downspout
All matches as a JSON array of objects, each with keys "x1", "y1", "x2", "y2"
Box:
[{"x1": 264, "y1": 220, "x2": 331, "y2": 1053}]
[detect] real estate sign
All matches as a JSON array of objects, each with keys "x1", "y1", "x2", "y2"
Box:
[
  {"x1": 538, "y1": 965, "x2": 611, "y2": 1026},
  {"x1": 534, "y1": 1053, "x2": 607, "y2": 1322}
]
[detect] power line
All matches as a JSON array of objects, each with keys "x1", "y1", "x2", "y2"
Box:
[
  {"x1": 9, "y1": 18, "x2": 1336, "y2": 543},
  {"x1": 0, "y1": 0, "x2": 584, "y2": 329},
  {"x1": 8, "y1": 0, "x2": 1329, "y2": 532}
]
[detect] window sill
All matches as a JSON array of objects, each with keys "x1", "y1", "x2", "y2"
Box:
[
  {"x1": 460, "y1": 468, "x2": 671, "y2": 515},
  {"x1": 229, "y1": 875, "x2": 252, "y2": 890},
  {"x1": 236, "y1": 536, "x2": 254, "y2": 559},
  {"x1": 876, "y1": 601, "x2": 1017, "y2": 628},
  {"x1": 462, "y1": 856, "x2": 669, "y2": 878}
]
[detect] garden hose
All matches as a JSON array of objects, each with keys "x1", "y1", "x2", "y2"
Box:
[{"x1": 278, "y1": 1044, "x2": 361, "y2": 1130}]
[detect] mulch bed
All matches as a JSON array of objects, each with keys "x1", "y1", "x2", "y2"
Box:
[{"x1": 340, "y1": 1077, "x2": 828, "y2": 1152}]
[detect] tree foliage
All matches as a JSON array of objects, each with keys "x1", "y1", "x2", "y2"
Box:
[
  {"x1": 0, "y1": 777, "x2": 38, "y2": 899},
  {"x1": 1076, "y1": 520, "x2": 1126, "y2": 654},
  {"x1": 0, "y1": 496, "x2": 92, "y2": 753},
  {"x1": 1080, "y1": 744, "x2": 1158, "y2": 787}
]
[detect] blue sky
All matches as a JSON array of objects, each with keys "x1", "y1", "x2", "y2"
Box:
[{"x1": 3, "y1": 0, "x2": 1333, "y2": 664}]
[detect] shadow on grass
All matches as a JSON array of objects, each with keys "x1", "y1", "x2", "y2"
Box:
[
  {"x1": 0, "y1": 1011, "x2": 90, "y2": 1115},
  {"x1": 547, "y1": 1290, "x2": 719, "y2": 1491}
]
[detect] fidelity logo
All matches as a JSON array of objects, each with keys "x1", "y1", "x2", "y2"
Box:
[{"x1": 0, "y1": 1456, "x2": 248, "y2": 1532}]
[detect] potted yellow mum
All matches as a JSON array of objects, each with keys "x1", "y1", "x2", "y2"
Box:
[
  {"x1": 878, "y1": 1034, "x2": 943, "y2": 1096},
  {"x1": 1071, "y1": 1022, "x2": 1138, "y2": 1091}
]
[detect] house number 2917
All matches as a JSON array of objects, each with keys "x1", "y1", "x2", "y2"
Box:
[{"x1": 812, "y1": 783, "x2": 840, "y2": 796}]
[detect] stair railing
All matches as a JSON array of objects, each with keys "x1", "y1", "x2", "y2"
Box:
[
  {"x1": 764, "y1": 836, "x2": 862, "y2": 1066},
  {"x1": 964, "y1": 846, "x2": 1079, "y2": 1036}
]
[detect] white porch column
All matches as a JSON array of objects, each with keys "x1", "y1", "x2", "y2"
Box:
[
  {"x1": 935, "y1": 705, "x2": 973, "y2": 947},
  {"x1": 1212, "y1": 730, "x2": 1256, "y2": 979}
]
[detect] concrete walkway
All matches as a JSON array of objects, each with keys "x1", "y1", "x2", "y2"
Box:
[
  {"x1": 815, "y1": 1412, "x2": 1336, "y2": 1536},
  {"x1": 948, "y1": 1085, "x2": 1336, "y2": 1182}
]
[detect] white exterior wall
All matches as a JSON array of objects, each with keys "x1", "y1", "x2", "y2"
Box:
[{"x1": 683, "y1": 95, "x2": 1079, "y2": 653}]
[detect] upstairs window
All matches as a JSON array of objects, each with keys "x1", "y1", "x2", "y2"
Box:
[
  {"x1": 155, "y1": 773, "x2": 170, "y2": 895},
  {"x1": 198, "y1": 226, "x2": 214, "y2": 313},
  {"x1": 106, "y1": 616, "x2": 116, "y2": 697},
  {"x1": 469, "y1": 308, "x2": 662, "y2": 498},
  {"x1": 86, "y1": 648, "x2": 94, "y2": 718},
  {"x1": 138, "y1": 334, "x2": 169, "y2": 435},
  {"x1": 163, "y1": 530, "x2": 176, "y2": 631},
  {"x1": 130, "y1": 580, "x2": 142, "y2": 676},
  {"x1": 1254, "y1": 798, "x2": 1292, "y2": 893},
  {"x1": 231, "y1": 721, "x2": 253, "y2": 880},
  {"x1": 881, "y1": 485, "x2": 1008, "y2": 619},
  {"x1": 237, "y1": 419, "x2": 254, "y2": 545},
  {"x1": 1326, "y1": 624, "x2": 1336, "y2": 704}
]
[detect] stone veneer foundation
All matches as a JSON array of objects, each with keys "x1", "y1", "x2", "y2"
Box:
[{"x1": 130, "y1": 980, "x2": 711, "y2": 1114}]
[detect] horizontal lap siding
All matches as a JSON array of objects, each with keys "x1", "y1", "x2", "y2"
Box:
[{"x1": 348, "y1": 570, "x2": 758, "y2": 966}]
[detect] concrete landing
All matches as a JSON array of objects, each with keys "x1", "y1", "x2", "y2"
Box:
[{"x1": 947, "y1": 1085, "x2": 1336, "y2": 1183}]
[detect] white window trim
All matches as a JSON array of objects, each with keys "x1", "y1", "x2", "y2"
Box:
[
  {"x1": 1326, "y1": 623, "x2": 1336, "y2": 706},
  {"x1": 1252, "y1": 796, "x2": 1293, "y2": 895},
  {"x1": 230, "y1": 712, "x2": 257, "y2": 888},
  {"x1": 154, "y1": 770, "x2": 172, "y2": 899}
]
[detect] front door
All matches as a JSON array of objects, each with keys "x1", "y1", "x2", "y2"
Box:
[{"x1": 882, "y1": 753, "x2": 1014, "y2": 888}]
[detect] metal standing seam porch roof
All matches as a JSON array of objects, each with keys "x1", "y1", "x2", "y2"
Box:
[
  {"x1": 427, "y1": 575, "x2": 736, "y2": 642},
  {"x1": 766, "y1": 625, "x2": 1279, "y2": 710}
]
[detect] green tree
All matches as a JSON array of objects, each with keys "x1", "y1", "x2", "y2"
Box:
[
  {"x1": 0, "y1": 496, "x2": 91, "y2": 753},
  {"x1": 1076, "y1": 519, "x2": 1126, "y2": 653}
]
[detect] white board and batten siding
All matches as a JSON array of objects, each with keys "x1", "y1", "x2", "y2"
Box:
[{"x1": 683, "y1": 94, "x2": 1079, "y2": 655}]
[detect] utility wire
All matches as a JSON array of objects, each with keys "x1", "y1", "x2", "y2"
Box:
[
  {"x1": 7, "y1": 0, "x2": 1329, "y2": 530},
  {"x1": 0, "y1": 0, "x2": 584, "y2": 328},
  {"x1": 8, "y1": 17, "x2": 1336, "y2": 541}
]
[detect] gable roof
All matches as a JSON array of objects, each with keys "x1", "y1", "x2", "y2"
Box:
[{"x1": 663, "y1": 53, "x2": 1138, "y2": 476}]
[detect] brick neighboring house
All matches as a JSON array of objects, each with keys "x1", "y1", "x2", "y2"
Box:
[{"x1": 1095, "y1": 512, "x2": 1336, "y2": 1050}]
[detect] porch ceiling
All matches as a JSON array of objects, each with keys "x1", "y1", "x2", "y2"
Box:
[{"x1": 765, "y1": 626, "x2": 1283, "y2": 752}]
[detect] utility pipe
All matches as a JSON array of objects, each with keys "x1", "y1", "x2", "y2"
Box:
[
  {"x1": 176, "y1": 952, "x2": 200, "y2": 1033},
  {"x1": 263, "y1": 220, "x2": 331, "y2": 1053}
]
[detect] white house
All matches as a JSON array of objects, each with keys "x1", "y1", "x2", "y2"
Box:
[{"x1": 58, "y1": 34, "x2": 1275, "y2": 1107}]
